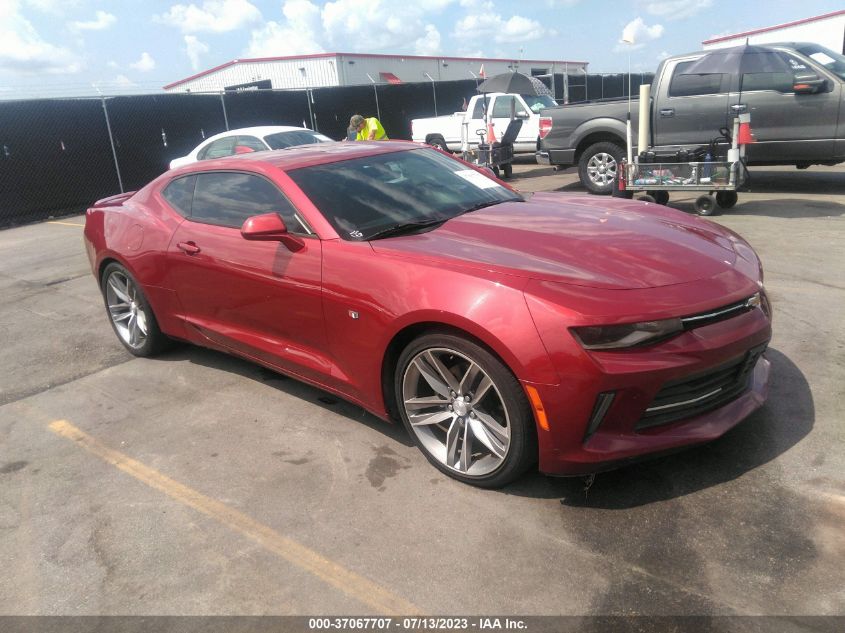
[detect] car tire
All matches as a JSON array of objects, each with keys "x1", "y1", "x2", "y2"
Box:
[
  {"x1": 101, "y1": 262, "x2": 172, "y2": 357},
  {"x1": 716, "y1": 191, "x2": 738, "y2": 209},
  {"x1": 638, "y1": 194, "x2": 656, "y2": 203},
  {"x1": 578, "y1": 141, "x2": 624, "y2": 195},
  {"x1": 395, "y1": 332, "x2": 537, "y2": 488},
  {"x1": 427, "y1": 135, "x2": 448, "y2": 151}
]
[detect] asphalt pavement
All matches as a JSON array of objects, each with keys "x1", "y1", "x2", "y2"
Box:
[{"x1": 0, "y1": 163, "x2": 843, "y2": 618}]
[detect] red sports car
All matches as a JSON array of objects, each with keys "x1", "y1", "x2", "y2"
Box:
[{"x1": 84, "y1": 141, "x2": 771, "y2": 487}]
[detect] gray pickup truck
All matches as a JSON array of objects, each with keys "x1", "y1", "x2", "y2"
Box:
[{"x1": 537, "y1": 42, "x2": 845, "y2": 194}]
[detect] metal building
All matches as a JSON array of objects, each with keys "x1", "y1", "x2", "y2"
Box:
[
  {"x1": 702, "y1": 9, "x2": 845, "y2": 52},
  {"x1": 163, "y1": 52, "x2": 587, "y2": 94}
]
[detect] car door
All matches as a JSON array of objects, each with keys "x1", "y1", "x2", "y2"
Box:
[
  {"x1": 653, "y1": 58, "x2": 731, "y2": 148},
  {"x1": 734, "y1": 51, "x2": 840, "y2": 162},
  {"x1": 165, "y1": 170, "x2": 330, "y2": 382}
]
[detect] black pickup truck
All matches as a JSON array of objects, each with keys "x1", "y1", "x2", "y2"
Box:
[{"x1": 537, "y1": 42, "x2": 845, "y2": 194}]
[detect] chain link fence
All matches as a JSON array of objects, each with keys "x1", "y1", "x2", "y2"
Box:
[{"x1": 0, "y1": 74, "x2": 652, "y2": 228}]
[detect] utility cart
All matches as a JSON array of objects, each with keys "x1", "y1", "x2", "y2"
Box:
[{"x1": 617, "y1": 114, "x2": 753, "y2": 216}]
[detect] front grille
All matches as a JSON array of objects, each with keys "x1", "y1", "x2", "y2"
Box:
[
  {"x1": 637, "y1": 344, "x2": 767, "y2": 430},
  {"x1": 680, "y1": 295, "x2": 759, "y2": 330}
]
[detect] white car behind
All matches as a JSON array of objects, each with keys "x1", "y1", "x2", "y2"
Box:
[{"x1": 169, "y1": 125, "x2": 332, "y2": 169}]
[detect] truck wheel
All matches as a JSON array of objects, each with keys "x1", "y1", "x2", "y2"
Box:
[
  {"x1": 716, "y1": 191, "x2": 738, "y2": 209},
  {"x1": 427, "y1": 135, "x2": 448, "y2": 152},
  {"x1": 578, "y1": 141, "x2": 624, "y2": 195},
  {"x1": 694, "y1": 194, "x2": 718, "y2": 216}
]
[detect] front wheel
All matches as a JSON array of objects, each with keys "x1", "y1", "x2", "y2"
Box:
[
  {"x1": 395, "y1": 333, "x2": 537, "y2": 488},
  {"x1": 716, "y1": 191, "x2": 738, "y2": 209},
  {"x1": 578, "y1": 141, "x2": 624, "y2": 195},
  {"x1": 694, "y1": 194, "x2": 719, "y2": 216}
]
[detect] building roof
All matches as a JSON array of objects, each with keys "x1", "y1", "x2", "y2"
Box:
[
  {"x1": 702, "y1": 9, "x2": 845, "y2": 45},
  {"x1": 163, "y1": 52, "x2": 588, "y2": 90}
]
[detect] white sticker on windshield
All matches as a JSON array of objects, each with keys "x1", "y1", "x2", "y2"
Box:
[
  {"x1": 454, "y1": 169, "x2": 503, "y2": 189},
  {"x1": 809, "y1": 52, "x2": 835, "y2": 65}
]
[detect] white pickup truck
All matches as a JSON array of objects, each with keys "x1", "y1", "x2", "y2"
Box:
[{"x1": 411, "y1": 92, "x2": 557, "y2": 154}]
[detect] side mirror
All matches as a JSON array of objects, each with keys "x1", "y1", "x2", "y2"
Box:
[
  {"x1": 241, "y1": 213, "x2": 303, "y2": 251},
  {"x1": 515, "y1": 110, "x2": 530, "y2": 119},
  {"x1": 793, "y1": 76, "x2": 828, "y2": 94}
]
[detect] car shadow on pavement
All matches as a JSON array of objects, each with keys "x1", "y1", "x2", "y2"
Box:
[
  {"x1": 503, "y1": 348, "x2": 814, "y2": 508},
  {"x1": 155, "y1": 345, "x2": 415, "y2": 448}
]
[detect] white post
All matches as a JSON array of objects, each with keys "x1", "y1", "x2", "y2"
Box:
[
  {"x1": 621, "y1": 36, "x2": 635, "y2": 164},
  {"x1": 638, "y1": 84, "x2": 650, "y2": 155}
]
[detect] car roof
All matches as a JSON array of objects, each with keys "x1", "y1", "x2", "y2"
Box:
[
  {"x1": 205, "y1": 125, "x2": 319, "y2": 142},
  {"x1": 172, "y1": 140, "x2": 426, "y2": 174}
]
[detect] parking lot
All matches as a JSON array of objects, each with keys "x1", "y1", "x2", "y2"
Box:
[{"x1": 0, "y1": 162, "x2": 843, "y2": 617}]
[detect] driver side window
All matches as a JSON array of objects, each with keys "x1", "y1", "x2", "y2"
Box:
[{"x1": 189, "y1": 172, "x2": 310, "y2": 233}]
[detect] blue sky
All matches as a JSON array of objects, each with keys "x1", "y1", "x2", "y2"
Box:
[{"x1": 1, "y1": 0, "x2": 843, "y2": 98}]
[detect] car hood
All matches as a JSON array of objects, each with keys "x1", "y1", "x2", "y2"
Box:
[{"x1": 370, "y1": 192, "x2": 742, "y2": 289}]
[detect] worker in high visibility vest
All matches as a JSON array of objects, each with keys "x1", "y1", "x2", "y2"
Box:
[{"x1": 349, "y1": 114, "x2": 388, "y2": 141}]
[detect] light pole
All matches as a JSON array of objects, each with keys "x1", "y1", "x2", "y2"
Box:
[{"x1": 621, "y1": 35, "x2": 635, "y2": 165}]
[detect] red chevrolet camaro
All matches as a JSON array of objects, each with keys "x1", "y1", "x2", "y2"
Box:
[{"x1": 84, "y1": 141, "x2": 771, "y2": 487}]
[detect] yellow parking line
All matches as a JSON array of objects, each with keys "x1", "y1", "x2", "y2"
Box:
[
  {"x1": 48, "y1": 220, "x2": 85, "y2": 227},
  {"x1": 48, "y1": 419, "x2": 421, "y2": 615}
]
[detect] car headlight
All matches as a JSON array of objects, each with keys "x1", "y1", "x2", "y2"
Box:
[{"x1": 571, "y1": 318, "x2": 683, "y2": 350}]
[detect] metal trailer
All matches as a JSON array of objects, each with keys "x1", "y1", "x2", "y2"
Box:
[{"x1": 618, "y1": 115, "x2": 751, "y2": 216}]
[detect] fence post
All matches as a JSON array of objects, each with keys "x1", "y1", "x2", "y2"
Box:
[
  {"x1": 219, "y1": 92, "x2": 229, "y2": 131},
  {"x1": 424, "y1": 73, "x2": 437, "y2": 116},
  {"x1": 100, "y1": 96, "x2": 124, "y2": 194},
  {"x1": 306, "y1": 89, "x2": 316, "y2": 131}
]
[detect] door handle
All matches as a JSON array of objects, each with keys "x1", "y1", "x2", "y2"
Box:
[
  {"x1": 177, "y1": 241, "x2": 201, "y2": 255},
  {"x1": 731, "y1": 104, "x2": 747, "y2": 113},
  {"x1": 659, "y1": 108, "x2": 675, "y2": 117}
]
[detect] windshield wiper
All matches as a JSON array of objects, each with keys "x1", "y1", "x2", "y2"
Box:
[
  {"x1": 366, "y1": 218, "x2": 448, "y2": 240},
  {"x1": 456, "y1": 198, "x2": 516, "y2": 216}
]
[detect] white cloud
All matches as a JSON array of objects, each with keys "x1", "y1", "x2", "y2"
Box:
[
  {"x1": 639, "y1": 0, "x2": 712, "y2": 20},
  {"x1": 454, "y1": 12, "x2": 548, "y2": 43},
  {"x1": 69, "y1": 10, "x2": 116, "y2": 31},
  {"x1": 24, "y1": 0, "x2": 81, "y2": 13},
  {"x1": 155, "y1": 0, "x2": 262, "y2": 34},
  {"x1": 130, "y1": 52, "x2": 156, "y2": 72},
  {"x1": 246, "y1": 0, "x2": 323, "y2": 57},
  {"x1": 0, "y1": 4, "x2": 82, "y2": 74},
  {"x1": 184, "y1": 35, "x2": 210, "y2": 70},
  {"x1": 113, "y1": 74, "x2": 137, "y2": 88},
  {"x1": 657, "y1": 50, "x2": 670, "y2": 60},
  {"x1": 415, "y1": 25, "x2": 441, "y2": 56},
  {"x1": 616, "y1": 17, "x2": 664, "y2": 51}
]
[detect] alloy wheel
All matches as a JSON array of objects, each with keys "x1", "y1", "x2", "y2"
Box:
[
  {"x1": 401, "y1": 348, "x2": 511, "y2": 476},
  {"x1": 105, "y1": 271, "x2": 148, "y2": 349},
  {"x1": 586, "y1": 152, "x2": 617, "y2": 187}
]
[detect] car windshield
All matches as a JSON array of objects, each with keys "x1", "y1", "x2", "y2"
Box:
[
  {"x1": 794, "y1": 44, "x2": 845, "y2": 80},
  {"x1": 522, "y1": 94, "x2": 557, "y2": 113},
  {"x1": 287, "y1": 148, "x2": 522, "y2": 241},
  {"x1": 264, "y1": 130, "x2": 332, "y2": 149}
]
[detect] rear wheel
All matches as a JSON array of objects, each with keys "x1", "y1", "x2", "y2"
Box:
[
  {"x1": 101, "y1": 262, "x2": 171, "y2": 357},
  {"x1": 427, "y1": 135, "x2": 448, "y2": 151},
  {"x1": 395, "y1": 333, "x2": 536, "y2": 488},
  {"x1": 578, "y1": 141, "x2": 624, "y2": 195}
]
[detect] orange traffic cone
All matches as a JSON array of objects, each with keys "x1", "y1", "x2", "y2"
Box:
[{"x1": 487, "y1": 121, "x2": 497, "y2": 143}]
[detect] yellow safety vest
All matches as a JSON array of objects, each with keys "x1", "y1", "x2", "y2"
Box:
[{"x1": 356, "y1": 117, "x2": 388, "y2": 141}]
